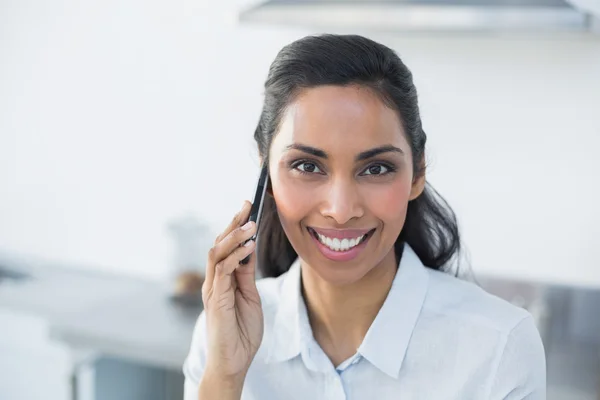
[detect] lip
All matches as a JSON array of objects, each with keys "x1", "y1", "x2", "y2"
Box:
[
  {"x1": 309, "y1": 227, "x2": 374, "y2": 239},
  {"x1": 307, "y1": 227, "x2": 375, "y2": 262}
]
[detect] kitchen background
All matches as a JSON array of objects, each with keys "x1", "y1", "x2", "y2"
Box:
[{"x1": 1, "y1": 0, "x2": 599, "y2": 399}]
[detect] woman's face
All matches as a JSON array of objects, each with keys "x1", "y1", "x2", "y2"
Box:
[{"x1": 268, "y1": 85, "x2": 425, "y2": 285}]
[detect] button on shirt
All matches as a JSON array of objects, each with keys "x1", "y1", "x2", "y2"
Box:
[{"x1": 183, "y1": 244, "x2": 546, "y2": 399}]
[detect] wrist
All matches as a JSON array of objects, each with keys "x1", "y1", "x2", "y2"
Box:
[{"x1": 199, "y1": 367, "x2": 246, "y2": 400}]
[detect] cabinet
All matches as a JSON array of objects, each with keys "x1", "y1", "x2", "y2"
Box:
[{"x1": 0, "y1": 309, "x2": 71, "y2": 400}]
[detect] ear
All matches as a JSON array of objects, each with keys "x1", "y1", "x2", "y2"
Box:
[{"x1": 409, "y1": 158, "x2": 426, "y2": 201}]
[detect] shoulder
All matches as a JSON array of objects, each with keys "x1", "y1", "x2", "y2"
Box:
[
  {"x1": 423, "y1": 267, "x2": 532, "y2": 334},
  {"x1": 420, "y1": 268, "x2": 546, "y2": 397}
]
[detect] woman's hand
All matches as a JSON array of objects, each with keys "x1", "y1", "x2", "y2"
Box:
[{"x1": 201, "y1": 201, "x2": 264, "y2": 385}]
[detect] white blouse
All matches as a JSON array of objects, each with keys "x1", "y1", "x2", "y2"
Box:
[{"x1": 183, "y1": 244, "x2": 546, "y2": 399}]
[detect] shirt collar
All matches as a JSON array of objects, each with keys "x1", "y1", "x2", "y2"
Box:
[
  {"x1": 357, "y1": 243, "x2": 429, "y2": 378},
  {"x1": 266, "y1": 243, "x2": 430, "y2": 379}
]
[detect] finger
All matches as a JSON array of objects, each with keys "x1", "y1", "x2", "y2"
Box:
[
  {"x1": 212, "y1": 221, "x2": 257, "y2": 264},
  {"x1": 203, "y1": 222, "x2": 255, "y2": 301},
  {"x1": 202, "y1": 246, "x2": 217, "y2": 298},
  {"x1": 213, "y1": 201, "x2": 251, "y2": 245},
  {"x1": 215, "y1": 240, "x2": 256, "y2": 278},
  {"x1": 212, "y1": 240, "x2": 256, "y2": 296},
  {"x1": 235, "y1": 247, "x2": 259, "y2": 300},
  {"x1": 205, "y1": 201, "x2": 251, "y2": 294}
]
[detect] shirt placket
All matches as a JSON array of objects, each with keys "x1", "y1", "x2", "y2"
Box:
[{"x1": 326, "y1": 371, "x2": 346, "y2": 399}]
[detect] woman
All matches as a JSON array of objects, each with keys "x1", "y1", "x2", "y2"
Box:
[{"x1": 183, "y1": 34, "x2": 546, "y2": 399}]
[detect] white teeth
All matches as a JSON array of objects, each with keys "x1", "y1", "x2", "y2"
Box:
[
  {"x1": 340, "y1": 238, "x2": 349, "y2": 251},
  {"x1": 315, "y1": 231, "x2": 368, "y2": 252},
  {"x1": 332, "y1": 238, "x2": 341, "y2": 251},
  {"x1": 325, "y1": 236, "x2": 333, "y2": 247}
]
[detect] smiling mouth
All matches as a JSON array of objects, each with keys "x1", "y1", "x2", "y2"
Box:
[{"x1": 307, "y1": 227, "x2": 376, "y2": 252}]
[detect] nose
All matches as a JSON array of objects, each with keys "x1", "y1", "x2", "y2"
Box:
[{"x1": 319, "y1": 176, "x2": 364, "y2": 225}]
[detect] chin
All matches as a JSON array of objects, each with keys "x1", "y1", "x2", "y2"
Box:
[
  {"x1": 301, "y1": 238, "x2": 384, "y2": 283},
  {"x1": 303, "y1": 258, "x2": 372, "y2": 286}
]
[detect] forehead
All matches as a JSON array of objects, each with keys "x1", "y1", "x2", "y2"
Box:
[{"x1": 271, "y1": 85, "x2": 409, "y2": 157}]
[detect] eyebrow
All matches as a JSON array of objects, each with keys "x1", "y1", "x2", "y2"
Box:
[{"x1": 284, "y1": 143, "x2": 404, "y2": 161}]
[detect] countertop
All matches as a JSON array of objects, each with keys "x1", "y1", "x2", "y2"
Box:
[
  {"x1": 2, "y1": 251, "x2": 599, "y2": 398},
  {"x1": 0, "y1": 254, "x2": 202, "y2": 370}
]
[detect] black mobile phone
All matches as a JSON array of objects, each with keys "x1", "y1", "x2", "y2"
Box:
[{"x1": 240, "y1": 165, "x2": 269, "y2": 265}]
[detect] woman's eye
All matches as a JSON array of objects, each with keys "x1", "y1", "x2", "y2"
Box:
[
  {"x1": 295, "y1": 162, "x2": 322, "y2": 174},
  {"x1": 362, "y1": 164, "x2": 390, "y2": 176}
]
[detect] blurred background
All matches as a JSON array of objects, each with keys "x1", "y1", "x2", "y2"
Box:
[{"x1": 1, "y1": 0, "x2": 599, "y2": 399}]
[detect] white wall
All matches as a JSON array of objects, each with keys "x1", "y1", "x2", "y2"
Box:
[
  {"x1": 1, "y1": 0, "x2": 599, "y2": 286},
  {"x1": 391, "y1": 35, "x2": 600, "y2": 287}
]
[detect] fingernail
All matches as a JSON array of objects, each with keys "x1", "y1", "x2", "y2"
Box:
[
  {"x1": 244, "y1": 239, "x2": 254, "y2": 247},
  {"x1": 241, "y1": 221, "x2": 253, "y2": 231}
]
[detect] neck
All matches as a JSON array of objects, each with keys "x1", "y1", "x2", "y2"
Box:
[{"x1": 300, "y1": 249, "x2": 398, "y2": 365}]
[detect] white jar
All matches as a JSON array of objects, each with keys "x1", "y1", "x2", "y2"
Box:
[{"x1": 166, "y1": 214, "x2": 212, "y2": 281}]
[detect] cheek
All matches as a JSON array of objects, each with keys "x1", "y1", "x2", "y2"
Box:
[
  {"x1": 364, "y1": 176, "x2": 412, "y2": 223},
  {"x1": 270, "y1": 174, "x2": 313, "y2": 226}
]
